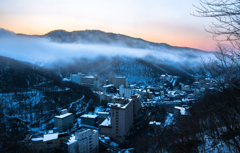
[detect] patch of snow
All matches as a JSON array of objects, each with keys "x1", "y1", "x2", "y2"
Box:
[
  {"x1": 164, "y1": 113, "x2": 173, "y2": 127},
  {"x1": 66, "y1": 134, "x2": 77, "y2": 145},
  {"x1": 110, "y1": 141, "x2": 119, "y2": 147},
  {"x1": 100, "y1": 117, "x2": 111, "y2": 126},
  {"x1": 43, "y1": 133, "x2": 58, "y2": 142},
  {"x1": 32, "y1": 137, "x2": 43, "y2": 141}
]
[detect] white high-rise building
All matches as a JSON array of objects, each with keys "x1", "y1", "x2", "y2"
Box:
[
  {"x1": 99, "y1": 98, "x2": 133, "y2": 143},
  {"x1": 54, "y1": 109, "x2": 74, "y2": 132}
]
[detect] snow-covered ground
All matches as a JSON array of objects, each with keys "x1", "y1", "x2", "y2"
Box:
[{"x1": 164, "y1": 113, "x2": 174, "y2": 127}]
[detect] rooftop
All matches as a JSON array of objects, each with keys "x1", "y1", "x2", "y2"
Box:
[
  {"x1": 83, "y1": 76, "x2": 95, "y2": 78},
  {"x1": 30, "y1": 133, "x2": 60, "y2": 143},
  {"x1": 97, "y1": 112, "x2": 110, "y2": 115},
  {"x1": 100, "y1": 117, "x2": 111, "y2": 127},
  {"x1": 149, "y1": 121, "x2": 161, "y2": 126},
  {"x1": 65, "y1": 134, "x2": 77, "y2": 145},
  {"x1": 103, "y1": 84, "x2": 115, "y2": 88},
  {"x1": 55, "y1": 113, "x2": 72, "y2": 119},
  {"x1": 81, "y1": 114, "x2": 98, "y2": 118},
  {"x1": 175, "y1": 106, "x2": 189, "y2": 115},
  {"x1": 115, "y1": 77, "x2": 126, "y2": 79},
  {"x1": 43, "y1": 133, "x2": 58, "y2": 142}
]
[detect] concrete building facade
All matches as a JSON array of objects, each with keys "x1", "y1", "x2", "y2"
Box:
[
  {"x1": 80, "y1": 114, "x2": 98, "y2": 126},
  {"x1": 119, "y1": 85, "x2": 133, "y2": 98},
  {"x1": 131, "y1": 94, "x2": 141, "y2": 116},
  {"x1": 99, "y1": 98, "x2": 133, "y2": 143},
  {"x1": 64, "y1": 129, "x2": 99, "y2": 153},
  {"x1": 70, "y1": 73, "x2": 100, "y2": 88},
  {"x1": 54, "y1": 109, "x2": 74, "y2": 132},
  {"x1": 108, "y1": 75, "x2": 128, "y2": 89}
]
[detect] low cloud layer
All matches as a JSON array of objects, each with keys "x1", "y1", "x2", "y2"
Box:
[
  {"x1": 0, "y1": 29, "x2": 154, "y2": 64},
  {"x1": 0, "y1": 29, "x2": 215, "y2": 68}
]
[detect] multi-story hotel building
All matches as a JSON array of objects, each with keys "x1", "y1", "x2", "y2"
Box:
[
  {"x1": 54, "y1": 109, "x2": 74, "y2": 132},
  {"x1": 99, "y1": 98, "x2": 133, "y2": 143}
]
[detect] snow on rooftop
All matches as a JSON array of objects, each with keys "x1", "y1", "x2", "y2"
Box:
[
  {"x1": 100, "y1": 117, "x2": 111, "y2": 126},
  {"x1": 55, "y1": 113, "x2": 72, "y2": 119},
  {"x1": 81, "y1": 114, "x2": 98, "y2": 118},
  {"x1": 84, "y1": 76, "x2": 94, "y2": 78},
  {"x1": 175, "y1": 106, "x2": 187, "y2": 115},
  {"x1": 97, "y1": 112, "x2": 110, "y2": 115},
  {"x1": 149, "y1": 121, "x2": 161, "y2": 125},
  {"x1": 105, "y1": 137, "x2": 110, "y2": 140},
  {"x1": 121, "y1": 100, "x2": 131, "y2": 109},
  {"x1": 43, "y1": 133, "x2": 58, "y2": 142},
  {"x1": 110, "y1": 141, "x2": 119, "y2": 147},
  {"x1": 108, "y1": 103, "x2": 122, "y2": 108},
  {"x1": 109, "y1": 100, "x2": 131, "y2": 109},
  {"x1": 31, "y1": 137, "x2": 43, "y2": 141},
  {"x1": 103, "y1": 84, "x2": 114, "y2": 88},
  {"x1": 164, "y1": 113, "x2": 174, "y2": 127},
  {"x1": 48, "y1": 130, "x2": 53, "y2": 134},
  {"x1": 66, "y1": 134, "x2": 77, "y2": 145}
]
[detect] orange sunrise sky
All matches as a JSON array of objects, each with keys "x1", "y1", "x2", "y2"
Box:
[{"x1": 0, "y1": 0, "x2": 216, "y2": 51}]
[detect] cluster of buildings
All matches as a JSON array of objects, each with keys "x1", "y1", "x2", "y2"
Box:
[
  {"x1": 26, "y1": 109, "x2": 99, "y2": 153},
  {"x1": 26, "y1": 131, "x2": 68, "y2": 153},
  {"x1": 26, "y1": 73, "x2": 219, "y2": 152},
  {"x1": 69, "y1": 73, "x2": 128, "y2": 90},
  {"x1": 25, "y1": 74, "x2": 131, "y2": 153}
]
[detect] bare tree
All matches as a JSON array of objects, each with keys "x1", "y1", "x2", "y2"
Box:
[
  {"x1": 192, "y1": 0, "x2": 240, "y2": 152},
  {"x1": 193, "y1": 0, "x2": 240, "y2": 48}
]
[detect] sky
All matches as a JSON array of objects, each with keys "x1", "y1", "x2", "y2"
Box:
[{"x1": 0, "y1": 0, "x2": 216, "y2": 51}]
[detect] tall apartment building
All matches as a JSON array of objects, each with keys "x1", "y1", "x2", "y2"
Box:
[
  {"x1": 99, "y1": 98, "x2": 133, "y2": 143},
  {"x1": 64, "y1": 129, "x2": 99, "y2": 153},
  {"x1": 55, "y1": 109, "x2": 74, "y2": 132},
  {"x1": 108, "y1": 75, "x2": 128, "y2": 89},
  {"x1": 131, "y1": 94, "x2": 141, "y2": 116}
]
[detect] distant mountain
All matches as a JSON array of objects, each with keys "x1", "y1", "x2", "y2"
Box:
[
  {"x1": 0, "y1": 29, "x2": 215, "y2": 85},
  {"x1": 17, "y1": 29, "x2": 210, "y2": 53}
]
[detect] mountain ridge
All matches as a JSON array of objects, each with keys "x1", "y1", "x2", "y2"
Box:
[{"x1": 11, "y1": 28, "x2": 212, "y2": 53}]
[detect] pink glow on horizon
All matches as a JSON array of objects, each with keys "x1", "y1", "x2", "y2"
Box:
[{"x1": 0, "y1": 0, "x2": 217, "y2": 51}]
